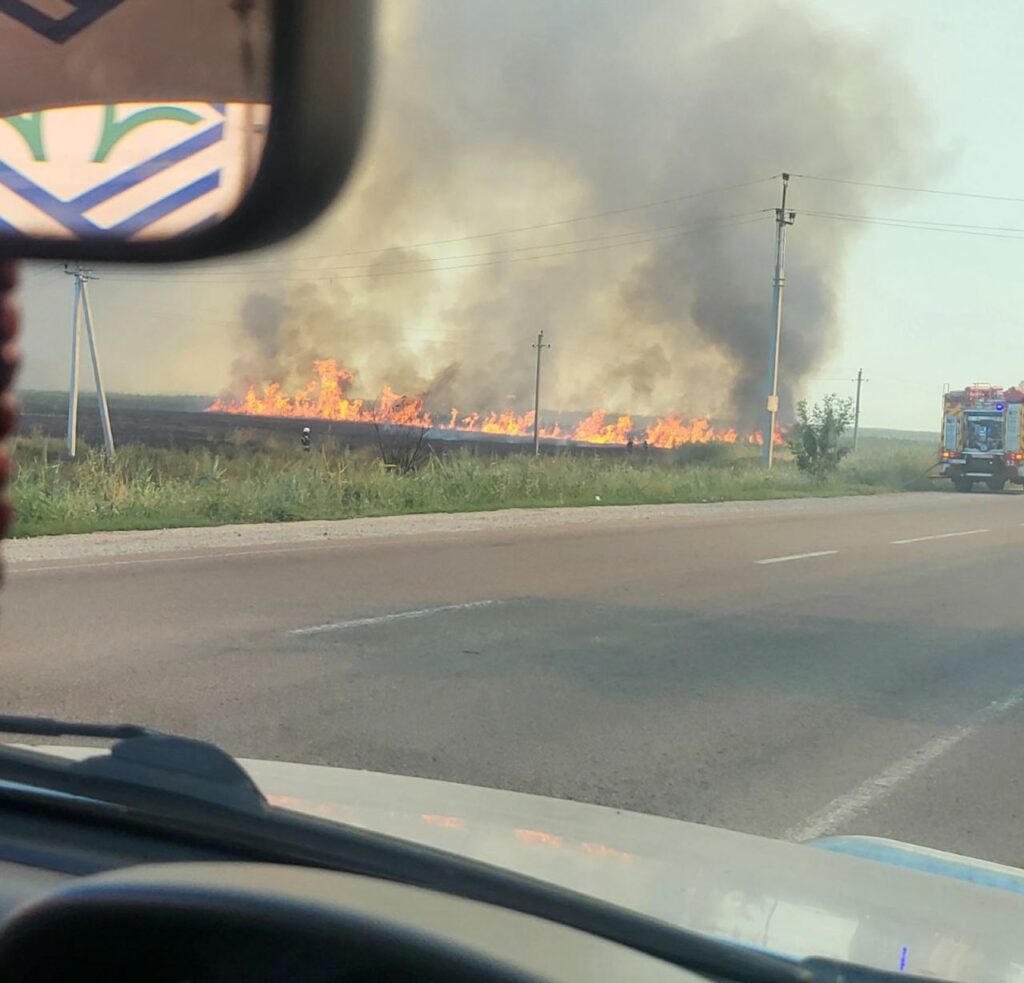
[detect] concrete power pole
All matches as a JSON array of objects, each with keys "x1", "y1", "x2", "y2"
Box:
[
  {"x1": 762, "y1": 172, "x2": 796, "y2": 469},
  {"x1": 851, "y1": 368, "x2": 869, "y2": 452},
  {"x1": 65, "y1": 264, "x2": 115, "y2": 459},
  {"x1": 65, "y1": 268, "x2": 82, "y2": 457},
  {"x1": 532, "y1": 330, "x2": 550, "y2": 456}
]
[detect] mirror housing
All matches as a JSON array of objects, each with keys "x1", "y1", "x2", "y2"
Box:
[{"x1": 0, "y1": 0, "x2": 372, "y2": 262}]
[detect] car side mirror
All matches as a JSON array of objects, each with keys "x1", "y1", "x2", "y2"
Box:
[{"x1": 0, "y1": 0, "x2": 372, "y2": 261}]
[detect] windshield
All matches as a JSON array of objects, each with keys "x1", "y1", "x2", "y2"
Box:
[
  {"x1": 965, "y1": 413, "x2": 1005, "y2": 452},
  {"x1": 5, "y1": 1, "x2": 1024, "y2": 980}
]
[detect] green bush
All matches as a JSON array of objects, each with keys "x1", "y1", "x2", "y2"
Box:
[{"x1": 789, "y1": 394, "x2": 854, "y2": 481}]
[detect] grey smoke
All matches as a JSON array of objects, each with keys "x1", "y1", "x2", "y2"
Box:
[{"x1": 227, "y1": 0, "x2": 929, "y2": 427}]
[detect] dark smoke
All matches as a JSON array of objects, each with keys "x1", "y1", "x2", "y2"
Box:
[{"x1": 226, "y1": 0, "x2": 929, "y2": 425}]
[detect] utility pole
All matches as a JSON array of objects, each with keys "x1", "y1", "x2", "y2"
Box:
[
  {"x1": 851, "y1": 368, "x2": 869, "y2": 452},
  {"x1": 762, "y1": 172, "x2": 796, "y2": 468},
  {"x1": 65, "y1": 267, "x2": 82, "y2": 458},
  {"x1": 532, "y1": 330, "x2": 550, "y2": 456},
  {"x1": 64, "y1": 264, "x2": 115, "y2": 459}
]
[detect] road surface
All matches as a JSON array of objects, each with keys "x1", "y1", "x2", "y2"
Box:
[{"x1": 4, "y1": 491, "x2": 1024, "y2": 868}]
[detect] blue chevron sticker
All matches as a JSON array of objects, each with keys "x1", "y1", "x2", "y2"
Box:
[
  {"x1": 0, "y1": 1, "x2": 125, "y2": 44},
  {"x1": 0, "y1": 101, "x2": 256, "y2": 240}
]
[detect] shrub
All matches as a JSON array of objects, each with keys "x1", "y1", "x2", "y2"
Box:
[{"x1": 788, "y1": 394, "x2": 854, "y2": 481}]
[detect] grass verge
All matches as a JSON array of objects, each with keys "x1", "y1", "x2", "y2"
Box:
[{"x1": 7, "y1": 435, "x2": 941, "y2": 538}]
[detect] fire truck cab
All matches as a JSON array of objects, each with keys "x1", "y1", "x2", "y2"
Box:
[{"x1": 939, "y1": 385, "x2": 1024, "y2": 492}]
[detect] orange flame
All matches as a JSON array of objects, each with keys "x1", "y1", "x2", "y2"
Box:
[
  {"x1": 207, "y1": 359, "x2": 782, "y2": 447},
  {"x1": 515, "y1": 828, "x2": 563, "y2": 848},
  {"x1": 420, "y1": 813, "x2": 467, "y2": 831},
  {"x1": 572, "y1": 410, "x2": 634, "y2": 445}
]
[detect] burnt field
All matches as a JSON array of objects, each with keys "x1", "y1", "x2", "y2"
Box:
[{"x1": 15, "y1": 391, "x2": 673, "y2": 461}]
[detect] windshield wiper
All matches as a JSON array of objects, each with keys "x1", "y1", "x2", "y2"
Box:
[
  {"x1": 0, "y1": 715, "x2": 151, "y2": 740},
  {"x1": 0, "y1": 714, "x2": 265, "y2": 813}
]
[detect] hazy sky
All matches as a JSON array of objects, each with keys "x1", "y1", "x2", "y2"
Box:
[
  {"x1": 15, "y1": 0, "x2": 1024, "y2": 433},
  {"x1": 797, "y1": 0, "x2": 1024, "y2": 430}
]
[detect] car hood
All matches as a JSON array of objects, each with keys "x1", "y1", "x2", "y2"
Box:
[
  {"x1": 36, "y1": 750, "x2": 1024, "y2": 982},
  {"x1": 236, "y1": 757, "x2": 1024, "y2": 982}
]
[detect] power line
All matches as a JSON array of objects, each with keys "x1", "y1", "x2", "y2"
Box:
[
  {"x1": 52, "y1": 293, "x2": 641, "y2": 358},
  {"x1": 103, "y1": 212, "x2": 773, "y2": 286},
  {"x1": 103, "y1": 170, "x2": 1024, "y2": 278},
  {"x1": 803, "y1": 210, "x2": 1024, "y2": 241},
  {"x1": 111, "y1": 209, "x2": 772, "y2": 283},
  {"x1": 807, "y1": 210, "x2": 1024, "y2": 234},
  {"x1": 871, "y1": 373, "x2": 948, "y2": 390},
  {"x1": 793, "y1": 172, "x2": 1024, "y2": 206},
  {"x1": 24, "y1": 262, "x2": 63, "y2": 279},
  {"x1": 183, "y1": 173, "x2": 781, "y2": 271}
]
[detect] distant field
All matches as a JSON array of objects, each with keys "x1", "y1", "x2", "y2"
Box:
[
  {"x1": 7, "y1": 430, "x2": 941, "y2": 539},
  {"x1": 858, "y1": 427, "x2": 937, "y2": 444},
  {"x1": 17, "y1": 390, "x2": 214, "y2": 415}
]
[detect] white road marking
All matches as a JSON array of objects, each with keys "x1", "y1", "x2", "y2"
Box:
[
  {"x1": 890, "y1": 528, "x2": 989, "y2": 545},
  {"x1": 289, "y1": 600, "x2": 499, "y2": 636},
  {"x1": 755, "y1": 550, "x2": 838, "y2": 565},
  {"x1": 7, "y1": 543, "x2": 355, "y2": 575},
  {"x1": 783, "y1": 688, "x2": 1024, "y2": 843}
]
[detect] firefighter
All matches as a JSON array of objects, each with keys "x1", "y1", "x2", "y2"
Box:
[{"x1": 301, "y1": 426, "x2": 312, "y2": 451}]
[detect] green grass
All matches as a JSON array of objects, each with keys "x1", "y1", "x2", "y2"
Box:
[{"x1": 6, "y1": 435, "x2": 941, "y2": 539}]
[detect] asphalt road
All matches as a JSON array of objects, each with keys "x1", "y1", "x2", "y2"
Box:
[{"x1": 4, "y1": 491, "x2": 1024, "y2": 868}]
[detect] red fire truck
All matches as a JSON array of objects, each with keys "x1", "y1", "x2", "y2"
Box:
[{"x1": 939, "y1": 385, "x2": 1024, "y2": 492}]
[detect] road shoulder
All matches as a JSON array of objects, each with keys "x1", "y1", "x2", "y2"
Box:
[{"x1": 3, "y1": 492, "x2": 972, "y2": 564}]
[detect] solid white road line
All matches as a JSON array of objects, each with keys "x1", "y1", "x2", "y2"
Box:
[
  {"x1": 782, "y1": 687, "x2": 1024, "y2": 843},
  {"x1": 890, "y1": 528, "x2": 989, "y2": 545},
  {"x1": 8, "y1": 543, "x2": 348, "y2": 575},
  {"x1": 755, "y1": 550, "x2": 839, "y2": 566},
  {"x1": 289, "y1": 600, "x2": 500, "y2": 636}
]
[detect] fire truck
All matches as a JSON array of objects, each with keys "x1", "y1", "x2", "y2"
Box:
[{"x1": 939, "y1": 385, "x2": 1024, "y2": 492}]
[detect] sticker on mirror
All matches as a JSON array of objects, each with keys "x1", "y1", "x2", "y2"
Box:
[
  {"x1": 0, "y1": 0, "x2": 125, "y2": 45},
  {"x1": 0, "y1": 101, "x2": 269, "y2": 239}
]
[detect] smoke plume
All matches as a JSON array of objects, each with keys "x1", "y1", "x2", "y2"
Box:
[{"x1": 225, "y1": 0, "x2": 930, "y2": 427}]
